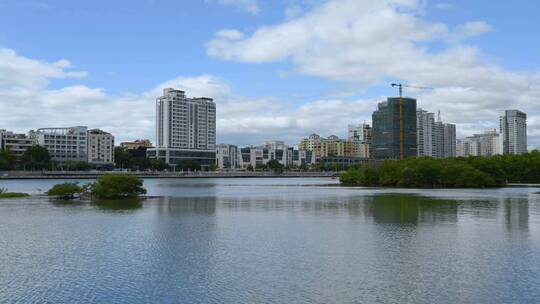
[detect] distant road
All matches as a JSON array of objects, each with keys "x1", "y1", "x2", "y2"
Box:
[{"x1": 0, "y1": 171, "x2": 340, "y2": 180}]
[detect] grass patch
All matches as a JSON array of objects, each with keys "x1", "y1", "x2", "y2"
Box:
[{"x1": 0, "y1": 192, "x2": 31, "y2": 199}]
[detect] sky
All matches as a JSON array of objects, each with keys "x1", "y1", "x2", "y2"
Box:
[{"x1": 0, "y1": 0, "x2": 539, "y2": 148}]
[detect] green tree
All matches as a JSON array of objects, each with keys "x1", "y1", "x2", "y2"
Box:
[
  {"x1": 208, "y1": 163, "x2": 218, "y2": 171},
  {"x1": 0, "y1": 150, "x2": 14, "y2": 170},
  {"x1": 62, "y1": 161, "x2": 93, "y2": 171},
  {"x1": 21, "y1": 145, "x2": 51, "y2": 170},
  {"x1": 266, "y1": 159, "x2": 284, "y2": 172},
  {"x1": 91, "y1": 174, "x2": 147, "y2": 199},
  {"x1": 150, "y1": 160, "x2": 169, "y2": 171},
  {"x1": 114, "y1": 146, "x2": 131, "y2": 169},
  {"x1": 176, "y1": 160, "x2": 201, "y2": 171},
  {"x1": 47, "y1": 182, "x2": 84, "y2": 199}
]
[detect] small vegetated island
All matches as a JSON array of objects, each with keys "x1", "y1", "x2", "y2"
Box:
[
  {"x1": 0, "y1": 188, "x2": 30, "y2": 199},
  {"x1": 340, "y1": 152, "x2": 540, "y2": 188},
  {"x1": 47, "y1": 174, "x2": 147, "y2": 200}
]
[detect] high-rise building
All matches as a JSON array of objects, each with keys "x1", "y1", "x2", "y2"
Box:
[
  {"x1": 147, "y1": 88, "x2": 216, "y2": 168},
  {"x1": 416, "y1": 109, "x2": 435, "y2": 157},
  {"x1": 348, "y1": 124, "x2": 371, "y2": 142},
  {"x1": 416, "y1": 109, "x2": 456, "y2": 158},
  {"x1": 500, "y1": 110, "x2": 527, "y2": 155},
  {"x1": 29, "y1": 126, "x2": 88, "y2": 162},
  {"x1": 457, "y1": 129, "x2": 500, "y2": 157},
  {"x1": 87, "y1": 129, "x2": 114, "y2": 165},
  {"x1": 442, "y1": 123, "x2": 456, "y2": 158},
  {"x1": 372, "y1": 97, "x2": 417, "y2": 159},
  {"x1": 0, "y1": 130, "x2": 34, "y2": 157}
]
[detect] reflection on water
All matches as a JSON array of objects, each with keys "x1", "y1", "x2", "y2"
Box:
[
  {"x1": 155, "y1": 196, "x2": 217, "y2": 215},
  {"x1": 363, "y1": 194, "x2": 459, "y2": 225},
  {"x1": 94, "y1": 198, "x2": 144, "y2": 211},
  {"x1": 0, "y1": 178, "x2": 539, "y2": 304},
  {"x1": 504, "y1": 197, "x2": 529, "y2": 233}
]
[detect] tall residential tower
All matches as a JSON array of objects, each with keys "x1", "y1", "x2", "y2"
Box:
[
  {"x1": 500, "y1": 110, "x2": 527, "y2": 155},
  {"x1": 148, "y1": 88, "x2": 216, "y2": 168}
]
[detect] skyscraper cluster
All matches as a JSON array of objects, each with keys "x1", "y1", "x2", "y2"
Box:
[
  {"x1": 416, "y1": 109, "x2": 456, "y2": 158},
  {"x1": 1, "y1": 87, "x2": 531, "y2": 171}
]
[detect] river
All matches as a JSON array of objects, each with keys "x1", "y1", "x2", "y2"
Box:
[{"x1": 1, "y1": 178, "x2": 539, "y2": 303}]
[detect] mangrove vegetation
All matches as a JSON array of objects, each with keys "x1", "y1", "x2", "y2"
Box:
[{"x1": 340, "y1": 151, "x2": 540, "y2": 188}]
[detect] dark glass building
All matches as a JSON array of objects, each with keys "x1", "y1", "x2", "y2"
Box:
[{"x1": 372, "y1": 97, "x2": 417, "y2": 160}]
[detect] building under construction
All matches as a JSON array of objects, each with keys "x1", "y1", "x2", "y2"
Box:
[{"x1": 372, "y1": 97, "x2": 418, "y2": 160}]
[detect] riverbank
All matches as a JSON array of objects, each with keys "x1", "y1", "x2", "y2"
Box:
[{"x1": 0, "y1": 170, "x2": 339, "y2": 180}]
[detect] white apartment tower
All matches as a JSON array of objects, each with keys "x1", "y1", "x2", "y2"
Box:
[
  {"x1": 500, "y1": 110, "x2": 527, "y2": 155},
  {"x1": 417, "y1": 109, "x2": 456, "y2": 158},
  {"x1": 416, "y1": 109, "x2": 435, "y2": 157},
  {"x1": 149, "y1": 88, "x2": 216, "y2": 167}
]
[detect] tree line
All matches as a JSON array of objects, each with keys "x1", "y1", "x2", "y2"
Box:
[{"x1": 340, "y1": 151, "x2": 540, "y2": 188}]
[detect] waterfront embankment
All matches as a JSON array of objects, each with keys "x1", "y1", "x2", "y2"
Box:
[{"x1": 0, "y1": 170, "x2": 339, "y2": 180}]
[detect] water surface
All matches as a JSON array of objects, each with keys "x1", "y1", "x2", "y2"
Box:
[{"x1": 1, "y1": 178, "x2": 539, "y2": 303}]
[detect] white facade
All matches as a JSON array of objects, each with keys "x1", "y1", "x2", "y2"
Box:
[
  {"x1": 155, "y1": 88, "x2": 216, "y2": 150},
  {"x1": 236, "y1": 146, "x2": 315, "y2": 169},
  {"x1": 29, "y1": 126, "x2": 88, "y2": 162},
  {"x1": 416, "y1": 109, "x2": 435, "y2": 157},
  {"x1": 417, "y1": 110, "x2": 456, "y2": 158},
  {"x1": 0, "y1": 130, "x2": 34, "y2": 157},
  {"x1": 500, "y1": 110, "x2": 527, "y2": 155},
  {"x1": 216, "y1": 144, "x2": 239, "y2": 169},
  {"x1": 457, "y1": 130, "x2": 500, "y2": 157},
  {"x1": 149, "y1": 88, "x2": 217, "y2": 167},
  {"x1": 87, "y1": 129, "x2": 114, "y2": 165}
]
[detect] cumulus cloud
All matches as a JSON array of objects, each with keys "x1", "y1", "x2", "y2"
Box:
[
  {"x1": 206, "y1": 0, "x2": 540, "y2": 148},
  {"x1": 0, "y1": 48, "x2": 376, "y2": 146}
]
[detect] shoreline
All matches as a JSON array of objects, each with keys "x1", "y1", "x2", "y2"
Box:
[{"x1": 0, "y1": 171, "x2": 340, "y2": 180}]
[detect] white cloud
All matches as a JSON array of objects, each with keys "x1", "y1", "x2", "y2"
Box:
[
  {"x1": 451, "y1": 21, "x2": 493, "y2": 41},
  {"x1": 215, "y1": 0, "x2": 260, "y2": 14},
  {"x1": 206, "y1": 0, "x2": 540, "y2": 148},
  {"x1": 0, "y1": 48, "x2": 376, "y2": 146},
  {"x1": 285, "y1": 5, "x2": 304, "y2": 19}
]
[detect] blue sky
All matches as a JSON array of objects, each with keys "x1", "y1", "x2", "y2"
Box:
[{"x1": 0, "y1": 0, "x2": 539, "y2": 147}]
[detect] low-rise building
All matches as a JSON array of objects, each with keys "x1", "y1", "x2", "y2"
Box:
[
  {"x1": 234, "y1": 145, "x2": 315, "y2": 169},
  {"x1": 457, "y1": 129, "x2": 501, "y2": 157},
  {"x1": 299, "y1": 134, "x2": 368, "y2": 160},
  {"x1": 87, "y1": 129, "x2": 114, "y2": 165},
  {"x1": 120, "y1": 139, "x2": 153, "y2": 150},
  {"x1": 29, "y1": 126, "x2": 88, "y2": 162},
  {"x1": 0, "y1": 130, "x2": 34, "y2": 156},
  {"x1": 216, "y1": 144, "x2": 239, "y2": 169}
]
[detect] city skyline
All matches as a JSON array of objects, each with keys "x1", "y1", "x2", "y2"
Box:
[{"x1": 0, "y1": 0, "x2": 539, "y2": 147}]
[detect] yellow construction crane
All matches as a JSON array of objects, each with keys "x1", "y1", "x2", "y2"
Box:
[{"x1": 391, "y1": 83, "x2": 433, "y2": 160}]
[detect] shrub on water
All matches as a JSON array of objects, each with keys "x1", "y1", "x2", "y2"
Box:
[
  {"x1": 91, "y1": 174, "x2": 146, "y2": 199},
  {"x1": 47, "y1": 182, "x2": 84, "y2": 199}
]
